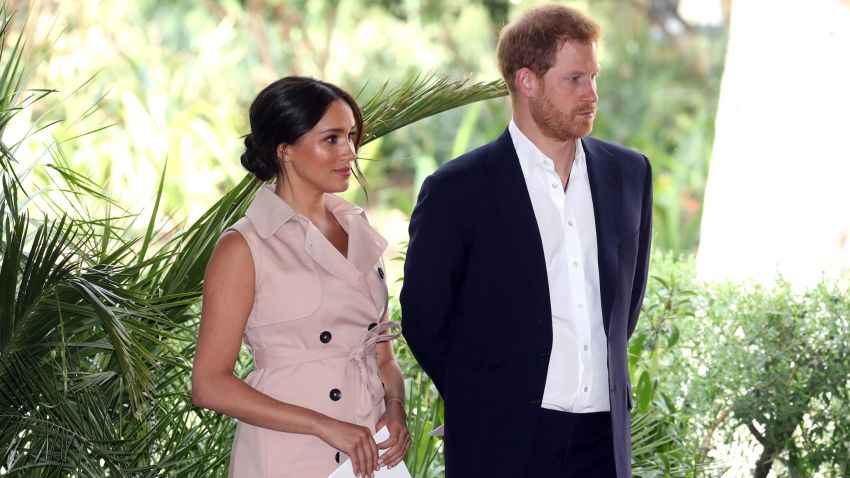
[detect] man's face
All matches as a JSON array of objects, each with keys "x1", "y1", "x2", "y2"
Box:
[{"x1": 529, "y1": 40, "x2": 600, "y2": 141}]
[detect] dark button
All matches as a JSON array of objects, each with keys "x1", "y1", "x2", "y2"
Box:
[
  {"x1": 541, "y1": 351, "x2": 550, "y2": 358},
  {"x1": 368, "y1": 322, "x2": 378, "y2": 331},
  {"x1": 320, "y1": 331, "x2": 332, "y2": 343},
  {"x1": 530, "y1": 399, "x2": 541, "y2": 405},
  {"x1": 329, "y1": 388, "x2": 342, "y2": 401},
  {"x1": 335, "y1": 451, "x2": 341, "y2": 463}
]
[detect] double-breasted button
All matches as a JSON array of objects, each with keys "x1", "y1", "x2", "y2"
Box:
[
  {"x1": 319, "y1": 331, "x2": 332, "y2": 343},
  {"x1": 329, "y1": 388, "x2": 342, "y2": 401},
  {"x1": 368, "y1": 322, "x2": 378, "y2": 331}
]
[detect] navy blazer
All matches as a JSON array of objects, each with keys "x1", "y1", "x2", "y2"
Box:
[{"x1": 400, "y1": 129, "x2": 652, "y2": 478}]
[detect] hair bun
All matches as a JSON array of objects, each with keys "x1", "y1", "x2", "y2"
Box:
[{"x1": 240, "y1": 134, "x2": 276, "y2": 181}]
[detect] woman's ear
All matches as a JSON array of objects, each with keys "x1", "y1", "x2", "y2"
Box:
[{"x1": 277, "y1": 144, "x2": 290, "y2": 165}]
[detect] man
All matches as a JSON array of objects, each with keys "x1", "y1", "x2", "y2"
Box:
[{"x1": 400, "y1": 4, "x2": 652, "y2": 478}]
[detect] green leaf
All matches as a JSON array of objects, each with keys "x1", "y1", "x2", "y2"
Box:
[{"x1": 636, "y1": 370, "x2": 653, "y2": 412}]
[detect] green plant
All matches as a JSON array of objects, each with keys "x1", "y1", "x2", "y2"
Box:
[
  {"x1": 629, "y1": 253, "x2": 706, "y2": 477},
  {"x1": 699, "y1": 280, "x2": 850, "y2": 478}
]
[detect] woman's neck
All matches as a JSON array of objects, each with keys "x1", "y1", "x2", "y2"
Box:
[{"x1": 276, "y1": 182, "x2": 329, "y2": 224}]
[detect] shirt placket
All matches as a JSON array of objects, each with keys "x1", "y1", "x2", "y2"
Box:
[{"x1": 563, "y1": 165, "x2": 594, "y2": 411}]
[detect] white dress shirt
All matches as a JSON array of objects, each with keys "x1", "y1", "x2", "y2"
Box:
[{"x1": 509, "y1": 120, "x2": 610, "y2": 413}]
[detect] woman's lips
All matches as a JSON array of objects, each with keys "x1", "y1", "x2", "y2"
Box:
[{"x1": 334, "y1": 167, "x2": 352, "y2": 177}]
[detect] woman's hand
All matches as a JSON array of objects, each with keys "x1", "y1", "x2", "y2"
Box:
[
  {"x1": 316, "y1": 417, "x2": 379, "y2": 478},
  {"x1": 375, "y1": 400, "x2": 411, "y2": 469}
]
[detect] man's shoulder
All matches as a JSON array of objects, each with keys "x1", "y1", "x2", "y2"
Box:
[
  {"x1": 428, "y1": 136, "x2": 503, "y2": 187},
  {"x1": 435, "y1": 141, "x2": 494, "y2": 175}
]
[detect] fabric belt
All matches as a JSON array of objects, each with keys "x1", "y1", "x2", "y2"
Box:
[{"x1": 252, "y1": 321, "x2": 401, "y2": 425}]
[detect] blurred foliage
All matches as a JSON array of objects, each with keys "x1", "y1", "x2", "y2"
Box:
[
  {"x1": 695, "y1": 280, "x2": 850, "y2": 477},
  {"x1": 8, "y1": 0, "x2": 727, "y2": 254},
  {"x1": 634, "y1": 255, "x2": 850, "y2": 478}
]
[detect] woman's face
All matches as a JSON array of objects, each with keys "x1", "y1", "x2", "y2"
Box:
[{"x1": 280, "y1": 99, "x2": 357, "y2": 195}]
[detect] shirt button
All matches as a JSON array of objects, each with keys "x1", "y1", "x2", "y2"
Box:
[
  {"x1": 335, "y1": 452, "x2": 341, "y2": 463},
  {"x1": 551, "y1": 183, "x2": 558, "y2": 189},
  {"x1": 329, "y1": 388, "x2": 342, "y2": 401},
  {"x1": 568, "y1": 220, "x2": 574, "y2": 227},
  {"x1": 577, "y1": 303, "x2": 584, "y2": 309},
  {"x1": 583, "y1": 345, "x2": 588, "y2": 351},
  {"x1": 584, "y1": 386, "x2": 589, "y2": 392},
  {"x1": 572, "y1": 260, "x2": 579, "y2": 267},
  {"x1": 368, "y1": 322, "x2": 378, "y2": 331},
  {"x1": 319, "y1": 331, "x2": 332, "y2": 343}
]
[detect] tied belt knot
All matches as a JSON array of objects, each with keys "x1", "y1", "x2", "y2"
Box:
[{"x1": 252, "y1": 321, "x2": 401, "y2": 426}]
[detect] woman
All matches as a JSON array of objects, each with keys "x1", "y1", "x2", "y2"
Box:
[{"x1": 192, "y1": 76, "x2": 410, "y2": 478}]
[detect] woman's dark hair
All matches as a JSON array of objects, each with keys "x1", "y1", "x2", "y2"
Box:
[{"x1": 240, "y1": 76, "x2": 366, "y2": 184}]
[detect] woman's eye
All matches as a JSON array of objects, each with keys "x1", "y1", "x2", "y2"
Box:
[
  {"x1": 325, "y1": 135, "x2": 337, "y2": 144},
  {"x1": 348, "y1": 132, "x2": 356, "y2": 142}
]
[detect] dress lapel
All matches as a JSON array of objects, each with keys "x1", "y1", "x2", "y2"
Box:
[{"x1": 305, "y1": 195, "x2": 387, "y2": 297}]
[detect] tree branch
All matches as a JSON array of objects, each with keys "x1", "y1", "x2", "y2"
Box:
[{"x1": 748, "y1": 420, "x2": 767, "y2": 447}]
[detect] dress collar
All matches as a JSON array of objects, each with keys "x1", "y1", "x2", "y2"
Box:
[{"x1": 245, "y1": 185, "x2": 366, "y2": 239}]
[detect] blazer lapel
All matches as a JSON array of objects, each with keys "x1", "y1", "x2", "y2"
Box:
[
  {"x1": 583, "y1": 137, "x2": 623, "y2": 335},
  {"x1": 486, "y1": 129, "x2": 552, "y2": 320}
]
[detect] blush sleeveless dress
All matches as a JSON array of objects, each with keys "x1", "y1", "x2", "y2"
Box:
[{"x1": 225, "y1": 186, "x2": 399, "y2": 477}]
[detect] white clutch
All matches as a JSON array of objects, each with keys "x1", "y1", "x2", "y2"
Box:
[{"x1": 328, "y1": 426, "x2": 412, "y2": 478}]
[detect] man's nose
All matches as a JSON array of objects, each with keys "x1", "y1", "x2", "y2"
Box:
[{"x1": 584, "y1": 81, "x2": 599, "y2": 103}]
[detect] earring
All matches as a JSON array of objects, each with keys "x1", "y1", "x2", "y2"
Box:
[{"x1": 283, "y1": 159, "x2": 291, "y2": 164}]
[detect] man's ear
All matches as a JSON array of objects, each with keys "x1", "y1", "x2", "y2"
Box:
[{"x1": 515, "y1": 68, "x2": 538, "y2": 99}]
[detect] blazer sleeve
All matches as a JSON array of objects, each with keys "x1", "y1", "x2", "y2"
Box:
[
  {"x1": 400, "y1": 174, "x2": 465, "y2": 396},
  {"x1": 627, "y1": 155, "x2": 653, "y2": 339}
]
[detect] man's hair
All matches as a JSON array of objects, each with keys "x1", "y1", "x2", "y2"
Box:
[{"x1": 497, "y1": 4, "x2": 601, "y2": 93}]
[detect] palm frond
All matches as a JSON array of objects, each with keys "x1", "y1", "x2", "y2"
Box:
[
  {"x1": 358, "y1": 73, "x2": 507, "y2": 145},
  {"x1": 0, "y1": 214, "x2": 77, "y2": 356}
]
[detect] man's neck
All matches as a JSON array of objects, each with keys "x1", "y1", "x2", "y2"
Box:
[{"x1": 513, "y1": 115, "x2": 578, "y2": 186}]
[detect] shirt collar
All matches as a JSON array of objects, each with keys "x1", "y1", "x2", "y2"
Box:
[
  {"x1": 508, "y1": 119, "x2": 586, "y2": 173},
  {"x1": 245, "y1": 185, "x2": 366, "y2": 239}
]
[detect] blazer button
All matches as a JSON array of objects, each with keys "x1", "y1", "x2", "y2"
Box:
[
  {"x1": 541, "y1": 351, "x2": 550, "y2": 358},
  {"x1": 320, "y1": 331, "x2": 332, "y2": 343},
  {"x1": 329, "y1": 388, "x2": 342, "y2": 401},
  {"x1": 368, "y1": 322, "x2": 378, "y2": 331},
  {"x1": 530, "y1": 399, "x2": 541, "y2": 406}
]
